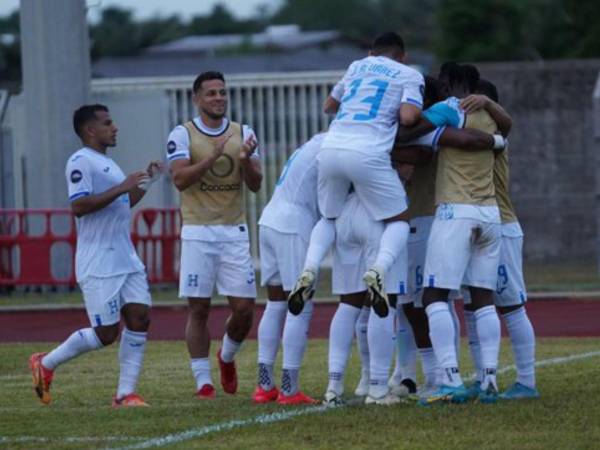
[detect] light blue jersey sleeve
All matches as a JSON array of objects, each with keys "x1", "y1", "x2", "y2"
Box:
[{"x1": 423, "y1": 97, "x2": 465, "y2": 128}]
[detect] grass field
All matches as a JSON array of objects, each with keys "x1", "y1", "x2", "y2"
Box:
[
  {"x1": 2, "y1": 263, "x2": 600, "y2": 308},
  {"x1": 1, "y1": 338, "x2": 600, "y2": 450}
]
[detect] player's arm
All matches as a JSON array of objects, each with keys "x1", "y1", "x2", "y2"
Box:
[
  {"x1": 398, "y1": 73, "x2": 425, "y2": 126},
  {"x1": 71, "y1": 172, "x2": 147, "y2": 218},
  {"x1": 395, "y1": 118, "x2": 436, "y2": 143},
  {"x1": 169, "y1": 133, "x2": 232, "y2": 192},
  {"x1": 239, "y1": 129, "x2": 262, "y2": 192},
  {"x1": 323, "y1": 80, "x2": 344, "y2": 114},
  {"x1": 460, "y1": 95, "x2": 512, "y2": 137},
  {"x1": 129, "y1": 161, "x2": 164, "y2": 207},
  {"x1": 391, "y1": 145, "x2": 433, "y2": 165},
  {"x1": 438, "y1": 128, "x2": 506, "y2": 151}
]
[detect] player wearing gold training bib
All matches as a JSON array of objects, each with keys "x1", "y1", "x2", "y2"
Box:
[{"x1": 167, "y1": 71, "x2": 262, "y2": 400}]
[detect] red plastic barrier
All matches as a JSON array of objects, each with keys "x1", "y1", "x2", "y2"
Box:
[
  {"x1": 0, "y1": 209, "x2": 77, "y2": 286},
  {"x1": 0, "y1": 208, "x2": 181, "y2": 287}
]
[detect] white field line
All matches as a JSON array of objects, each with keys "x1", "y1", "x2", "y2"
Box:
[
  {"x1": 104, "y1": 350, "x2": 600, "y2": 450},
  {"x1": 0, "y1": 436, "x2": 148, "y2": 443}
]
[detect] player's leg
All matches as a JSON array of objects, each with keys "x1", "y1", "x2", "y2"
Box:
[
  {"x1": 254, "y1": 226, "x2": 287, "y2": 402},
  {"x1": 180, "y1": 239, "x2": 218, "y2": 398},
  {"x1": 29, "y1": 276, "x2": 123, "y2": 405},
  {"x1": 462, "y1": 296, "x2": 484, "y2": 397},
  {"x1": 325, "y1": 292, "x2": 365, "y2": 405},
  {"x1": 352, "y1": 154, "x2": 409, "y2": 318},
  {"x1": 495, "y1": 232, "x2": 538, "y2": 399},
  {"x1": 420, "y1": 217, "x2": 473, "y2": 403},
  {"x1": 354, "y1": 304, "x2": 370, "y2": 396},
  {"x1": 113, "y1": 271, "x2": 152, "y2": 407}
]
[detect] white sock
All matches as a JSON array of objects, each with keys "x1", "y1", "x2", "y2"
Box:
[
  {"x1": 355, "y1": 306, "x2": 370, "y2": 381},
  {"x1": 474, "y1": 305, "x2": 501, "y2": 390},
  {"x1": 304, "y1": 218, "x2": 336, "y2": 272},
  {"x1": 42, "y1": 328, "x2": 103, "y2": 370},
  {"x1": 327, "y1": 303, "x2": 361, "y2": 395},
  {"x1": 373, "y1": 221, "x2": 409, "y2": 272},
  {"x1": 257, "y1": 300, "x2": 287, "y2": 388},
  {"x1": 221, "y1": 333, "x2": 242, "y2": 363},
  {"x1": 503, "y1": 307, "x2": 536, "y2": 389},
  {"x1": 281, "y1": 300, "x2": 314, "y2": 395},
  {"x1": 464, "y1": 310, "x2": 483, "y2": 382},
  {"x1": 448, "y1": 300, "x2": 461, "y2": 359},
  {"x1": 117, "y1": 328, "x2": 147, "y2": 399},
  {"x1": 419, "y1": 347, "x2": 439, "y2": 387},
  {"x1": 191, "y1": 358, "x2": 213, "y2": 389},
  {"x1": 367, "y1": 307, "x2": 395, "y2": 398},
  {"x1": 395, "y1": 306, "x2": 417, "y2": 383},
  {"x1": 426, "y1": 302, "x2": 462, "y2": 387}
]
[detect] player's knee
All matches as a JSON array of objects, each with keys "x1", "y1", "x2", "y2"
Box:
[
  {"x1": 95, "y1": 324, "x2": 120, "y2": 346},
  {"x1": 188, "y1": 302, "x2": 211, "y2": 322},
  {"x1": 232, "y1": 302, "x2": 254, "y2": 324}
]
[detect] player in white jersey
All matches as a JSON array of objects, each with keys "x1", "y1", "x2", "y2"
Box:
[
  {"x1": 168, "y1": 71, "x2": 262, "y2": 399},
  {"x1": 460, "y1": 79, "x2": 539, "y2": 401},
  {"x1": 324, "y1": 172, "x2": 410, "y2": 406},
  {"x1": 288, "y1": 32, "x2": 424, "y2": 319},
  {"x1": 29, "y1": 104, "x2": 162, "y2": 407},
  {"x1": 253, "y1": 133, "x2": 325, "y2": 405}
]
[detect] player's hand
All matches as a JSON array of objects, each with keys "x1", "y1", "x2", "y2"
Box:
[
  {"x1": 460, "y1": 94, "x2": 489, "y2": 113},
  {"x1": 121, "y1": 171, "x2": 149, "y2": 192},
  {"x1": 212, "y1": 133, "x2": 233, "y2": 160},
  {"x1": 146, "y1": 161, "x2": 164, "y2": 179},
  {"x1": 240, "y1": 136, "x2": 258, "y2": 162}
]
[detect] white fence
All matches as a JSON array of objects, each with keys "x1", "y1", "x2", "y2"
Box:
[{"x1": 92, "y1": 71, "x2": 343, "y2": 256}]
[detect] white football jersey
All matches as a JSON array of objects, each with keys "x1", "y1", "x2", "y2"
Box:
[
  {"x1": 323, "y1": 55, "x2": 424, "y2": 155},
  {"x1": 65, "y1": 147, "x2": 144, "y2": 282},
  {"x1": 258, "y1": 133, "x2": 325, "y2": 238}
]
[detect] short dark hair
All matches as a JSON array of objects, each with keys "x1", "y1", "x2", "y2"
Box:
[
  {"x1": 423, "y1": 76, "x2": 445, "y2": 108},
  {"x1": 461, "y1": 64, "x2": 480, "y2": 94},
  {"x1": 193, "y1": 71, "x2": 225, "y2": 93},
  {"x1": 477, "y1": 79, "x2": 499, "y2": 103},
  {"x1": 73, "y1": 104, "x2": 108, "y2": 138},
  {"x1": 371, "y1": 32, "x2": 405, "y2": 55}
]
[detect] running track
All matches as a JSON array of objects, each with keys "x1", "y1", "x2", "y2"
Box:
[{"x1": 1, "y1": 297, "x2": 599, "y2": 342}]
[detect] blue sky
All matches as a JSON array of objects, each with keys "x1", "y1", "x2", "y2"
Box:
[{"x1": 1, "y1": 0, "x2": 282, "y2": 21}]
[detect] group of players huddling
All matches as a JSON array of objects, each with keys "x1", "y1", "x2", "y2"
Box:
[{"x1": 29, "y1": 31, "x2": 538, "y2": 409}]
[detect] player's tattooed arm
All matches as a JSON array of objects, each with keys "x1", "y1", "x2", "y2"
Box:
[
  {"x1": 170, "y1": 133, "x2": 233, "y2": 191},
  {"x1": 240, "y1": 135, "x2": 262, "y2": 192},
  {"x1": 438, "y1": 128, "x2": 504, "y2": 151},
  {"x1": 460, "y1": 95, "x2": 512, "y2": 137},
  {"x1": 71, "y1": 171, "x2": 147, "y2": 217}
]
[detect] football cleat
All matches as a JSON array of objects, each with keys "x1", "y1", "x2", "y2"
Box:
[
  {"x1": 465, "y1": 380, "x2": 482, "y2": 401},
  {"x1": 323, "y1": 390, "x2": 345, "y2": 407},
  {"x1": 277, "y1": 391, "x2": 319, "y2": 405},
  {"x1": 217, "y1": 349, "x2": 238, "y2": 394},
  {"x1": 499, "y1": 382, "x2": 540, "y2": 401},
  {"x1": 354, "y1": 376, "x2": 370, "y2": 397},
  {"x1": 363, "y1": 268, "x2": 389, "y2": 318},
  {"x1": 288, "y1": 269, "x2": 316, "y2": 315},
  {"x1": 389, "y1": 378, "x2": 417, "y2": 398},
  {"x1": 29, "y1": 352, "x2": 54, "y2": 405},
  {"x1": 365, "y1": 391, "x2": 403, "y2": 406},
  {"x1": 417, "y1": 384, "x2": 439, "y2": 401},
  {"x1": 252, "y1": 386, "x2": 279, "y2": 404},
  {"x1": 418, "y1": 384, "x2": 470, "y2": 406},
  {"x1": 196, "y1": 384, "x2": 216, "y2": 400},
  {"x1": 478, "y1": 383, "x2": 499, "y2": 404},
  {"x1": 112, "y1": 393, "x2": 149, "y2": 408}
]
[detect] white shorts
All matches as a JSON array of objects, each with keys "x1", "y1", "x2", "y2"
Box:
[
  {"x1": 259, "y1": 225, "x2": 308, "y2": 292},
  {"x1": 332, "y1": 222, "x2": 407, "y2": 296},
  {"x1": 79, "y1": 271, "x2": 151, "y2": 327},
  {"x1": 399, "y1": 216, "x2": 434, "y2": 307},
  {"x1": 317, "y1": 147, "x2": 408, "y2": 221},
  {"x1": 424, "y1": 215, "x2": 501, "y2": 291},
  {"x1": 494, "y1": 231, "x2": 527, "y2": 307},
  {"x1": 179, "y1": 239, "x2": 257, "y2": 299}
]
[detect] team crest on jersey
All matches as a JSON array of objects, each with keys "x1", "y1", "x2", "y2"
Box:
[
  {"x1": 210, "y1": 154, "x2": 234, "y2": 178},
  {"x1": 70, "y1": 170, "x2": 83, "y2": 183},
  {"x1": 167, "y1": 140, "x2": 177, "y2": 154}
]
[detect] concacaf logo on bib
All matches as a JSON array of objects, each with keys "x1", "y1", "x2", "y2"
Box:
[{"x1": 210, "y1": 154, "x2": 234, "y2": 178}]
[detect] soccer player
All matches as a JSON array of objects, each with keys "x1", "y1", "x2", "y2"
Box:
[
  {"x1": 288, "y1": 32, "x2": 424, "y2": 319},
  {"x1": 29, "y1": 104, "x2": 162, "y2": 407},
  {"x1": 461, "y1": 80, "x2": 539, "y2": 400},
  {"x1": 253, "y1": 133, "x2": 325, "y2": 405},
  {"x1": 325, "y1": 160, "x2": 411, "y2": 406},
  {"x1": 417, "y1": 64, "x2": 505, "y2": 404},
  {"x1": 167, "y1": 71, "x2": 262, "y2": 399}
]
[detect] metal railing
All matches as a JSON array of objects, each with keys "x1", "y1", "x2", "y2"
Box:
[{"x1": 93, "y1": 71, "x2": 343, "y2": 256}]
